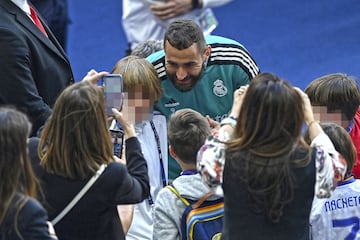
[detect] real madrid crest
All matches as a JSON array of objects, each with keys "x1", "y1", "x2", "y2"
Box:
[{"x1": 213, "y1": 79, "x2": 228, "y2": 97}]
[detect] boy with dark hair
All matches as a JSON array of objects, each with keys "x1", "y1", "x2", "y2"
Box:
[
  {"x1": 153, "y1": 108, "x2": 222, "y2": 240},
  {"x1": 305, "y1": 73, "x2": 360, "y2": 178}
]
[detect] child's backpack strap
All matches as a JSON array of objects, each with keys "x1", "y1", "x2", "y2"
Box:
[
  {"x1": 166, "y1": 184, "x2": 224, "y2": 240},
  {"x1": 166, "y1": 184, "x2": 213, "y2": 207},
  {"x1": 166, "y1": 184, "x2": 190, "y2": 206}
]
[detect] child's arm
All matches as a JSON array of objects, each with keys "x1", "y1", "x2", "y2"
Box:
[{"x1": 153, "y1": 188, "x2": 182, "y2": 240}]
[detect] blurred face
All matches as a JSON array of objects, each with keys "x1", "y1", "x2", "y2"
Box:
[
  {"x1": 164, "y1": 41, "x2": 210, "y2": 92},
  {"x1": 313, "y1": 106, "x2": 350, "y2": 128},
  {"x1": 122, "y1": 86, "x2": 152, "y2": 124}
]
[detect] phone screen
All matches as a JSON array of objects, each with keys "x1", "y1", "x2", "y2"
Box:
[
  {"x1": 109, "y1": 120, "x2": 124, "y2": 159},
  {"x1": 111, "y1": 129, "x2": 124, "y2": 158},
  {"x1": 102, "y1": 74, "x2": 123, "y2": 115}
]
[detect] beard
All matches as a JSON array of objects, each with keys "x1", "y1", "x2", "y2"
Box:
[{"x1": 167, "y1": 63, "x2": 206, "y2": 92}]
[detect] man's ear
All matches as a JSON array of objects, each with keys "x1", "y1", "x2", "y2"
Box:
[
  {"x1": 203, "y1": 45, "x2": 211, "y2": 60},
  {"x1": 169, "y1": 145, "x2": 177, "y2": 159}
]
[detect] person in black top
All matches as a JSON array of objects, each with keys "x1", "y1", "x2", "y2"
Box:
[
  {"x1": 0, "y1": 107, "x2": 55, "y2": 240},
  {"x1": 29, "y1": 80, "x2": 150, "y2": 240}
]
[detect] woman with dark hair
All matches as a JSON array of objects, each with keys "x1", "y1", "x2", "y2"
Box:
[
  {"x1": 29, "y1": 80, "x2": 150, "y2": 240},
  {"x1": 0, "y1": 107, "x2": 55, "y2": 239},
  {"x1": 197, "y1": 73, "x2": 346, "y2": 239}
]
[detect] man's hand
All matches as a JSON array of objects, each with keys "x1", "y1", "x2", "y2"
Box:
[{"x1": 151, "y1": 0, "x2": 193, "y2": 20}]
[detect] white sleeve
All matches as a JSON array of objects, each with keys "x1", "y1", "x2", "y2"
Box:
[
  {"x1": 196, "y1": 128, "x2": 231, "y2": 196},
  {"x1": 311, "y1": 132, "x2": 336, "y2": 151},
  {"x1": 311, "y1": 133, "x2": 347, "y2": 198}
]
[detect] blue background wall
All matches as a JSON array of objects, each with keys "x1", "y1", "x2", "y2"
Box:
[{"x1": 67, "y1": 0, "x2": 360, "y2": 89}]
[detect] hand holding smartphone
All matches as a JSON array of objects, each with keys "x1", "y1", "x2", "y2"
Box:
[
  {"x1": 101, "y1": 74, "x2": 124, "y2": 116},
  {"x1": 109, "y1": 120, "x2": 124, "y2": 159},
  {"x1": 103, "y1": 74, "x2": 124, "y2": 158}
]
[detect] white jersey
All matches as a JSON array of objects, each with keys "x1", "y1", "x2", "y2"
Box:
[{"x1": 310, "y1": 176, "x2": 360, "y2": 240}]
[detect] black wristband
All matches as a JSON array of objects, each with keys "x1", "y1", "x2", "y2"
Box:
[{"x1": 192, "y1": 0, "x2": 200, "y2": 9}]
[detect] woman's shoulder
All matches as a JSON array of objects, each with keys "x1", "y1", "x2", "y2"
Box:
[
  {"x1": 100, "y1": 162, "x2": 127, "y2": 178},
  {"x1": 19, "y1": 197, "x2": 53, "y2": 240},
  {"x1": 8, "y1": 194, "x2": 45, "y2": 215},
  {"x1": 20, "y1": 196, "x2": 48, "y2": 219},
  {"x1": 2, "y1": 195, "x2": 50, "y2": 238},
  {"x1": 106, "y1": 161, "x2": 126, "y2": 169}
]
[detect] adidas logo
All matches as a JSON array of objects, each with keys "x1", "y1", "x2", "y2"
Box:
[{"x1": 164, "y1": 98, "x2": 180, "y2": 108}]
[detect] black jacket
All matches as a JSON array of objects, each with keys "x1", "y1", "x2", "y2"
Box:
[
  {"x1": 0, "y1": 0, "x2": 73, "y2": 135},
  {"x1": 0, "y1": 194, "x2": 54, "y2": 240},
  {"x1": 29, "y1": 137, "x2": 150, "y2": 240}
]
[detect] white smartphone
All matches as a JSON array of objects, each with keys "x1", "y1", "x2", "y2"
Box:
[{"x1": 101, "y1": 74, "x2": 123, "y2": 116}]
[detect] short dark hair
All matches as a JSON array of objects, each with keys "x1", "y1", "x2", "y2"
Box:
[
  {"x1": 164, "y1": 19, "x2": 206, "y2": 53},
  {"x1": 168, "y1": 108, "x2": 210, "y2": 164},
  {"x1": 131, "y1": 40, "x2": 163, "y2": 58},
  {"x1": 305, "y1": 73, "x2": 360, "y2": 121}
]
